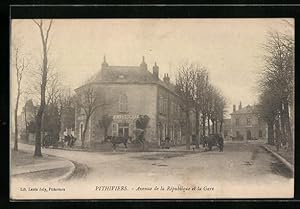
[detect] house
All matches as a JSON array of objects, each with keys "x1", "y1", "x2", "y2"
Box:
[
  {"x1": 228, "y1": 102, "x2": 267, "y2": 142},
  {"x1": 74, "y1": 57, "x2": 187, "y2": 148}
]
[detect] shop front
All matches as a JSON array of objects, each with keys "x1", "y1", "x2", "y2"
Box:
[{"x1": 111, "y1": 114, "x2": 140, "y2": 138}]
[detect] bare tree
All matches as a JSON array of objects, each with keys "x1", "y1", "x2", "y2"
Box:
[
  {"x1": 175, "y1": 63, "x2": 196, "y2": 150},
  {"x1": 12, "y1": 39, "x2": 28, "y2": 151},
  {"x1": 75, "y1": 85, "x2": 108, "y2": 148},
  {"x1": 194, "y1": 65, "x2": 209, "y2": 148},
  {"x1": 258, "y1": 30, "x2": 294, "y2": 150},
  {"x1": 32, "y1": 19, "x2": 53, "y2": 157}
]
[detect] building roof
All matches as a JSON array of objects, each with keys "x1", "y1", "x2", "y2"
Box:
[
  {"x1": 95, "y1": 65, "x2": 156, "y2": 83},
  {"x1": 82, "y1": 63, "x2": 177, "y2": 94},
  {"x1": 231, "y1": 105, "x2": 258, "y2": 115}
]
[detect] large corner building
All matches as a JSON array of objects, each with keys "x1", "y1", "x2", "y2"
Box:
[{"x1": 74, "y1": 57, "x2": 186, "y2": 148}]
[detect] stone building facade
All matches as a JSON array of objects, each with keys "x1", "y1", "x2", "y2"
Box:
[
  {"x1": 74, "y1": 57, "x2": 186, "y2": 148},
  {"x1": 224, "y1": 102, "x2": 267, "y2": 142}
]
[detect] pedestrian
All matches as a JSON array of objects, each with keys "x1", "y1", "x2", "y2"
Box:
[
  {"x1": 218, "y1": 134, "x2": 224, "y2": 152},
  {"x1": 165, "y1": 136, "x2": 170, "y2": 149}
]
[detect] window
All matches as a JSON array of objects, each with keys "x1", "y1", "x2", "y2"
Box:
[
  {"x1": 163, "y1": 99, "x2": 168, "y2": 114},
  {"x1": 247, "y1": 118, "x2": 251, "y2": 125},
  {"x1": 236, "y1": 118, "x2": 240, "y2": 126},
  {"x1": 119, "y1": 94, "x2": 128, "y2": 112},
  {"x1": 159, "y1": 96, "x2": 164, "y2": 114},
  {"x1": 259, "y1": 130, "x2": 263, "y2": 137}
]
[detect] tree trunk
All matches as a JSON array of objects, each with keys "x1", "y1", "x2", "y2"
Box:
[
  {"x1": 202, "y1": 114, "x2": 206, "y2": 137},
  {"x1": 104, "y1": 127, "x2": 108, "y2": 138},
  {"x1": 215, "y1": 120, "x2": 218, "y2": 134},
  {"x1": 24, "y1": 105, "x2": 28, "y2": 142},
  {"x1": 279, "y1": 103, "x2": 287, "y2": 145},
  {"x1": 275, "y1": 119, "x2": 280, "y2": 152},
  {"x1": 81, "y1": 115, "x2": 90, "y2": 148},
  {"x1": 267, "y1": 121, "x2": 274, "y2": 145},
  {"x1": 284, "y1": 101, "x2": 293, "y2": 150},
  {"x1": 14, "y1": 106, "x2": 19, "y2": 151},
  {"x1": 207, "y1": 117, "x2": 210, "y2": 135},
  {"x1": 41, "y1": 112, "x2": 45, "y2": 147},
  {"x1": 195, "y1": 109, "x2": 200, "y2": 149},
  {"x1": 35, "y1": 108, "x2": 44, "y2": 157},
  {"x1": 185, "y1": 110, "x2": 191, "y2": 150},
  {"x1": 219, "y1": 119, "x2": 223, "y2": 133}
]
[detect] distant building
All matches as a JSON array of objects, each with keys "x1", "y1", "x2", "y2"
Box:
[
  {"x1": 230, "y1": 102, "x2": 267, "y2": 141},
  {"x1": 74, "y1": 57, "x2": 188, "y2": 148},
  {"x1": 222, "y1": 118, "x2": 231, "y2": 140},
  {"x1": 17, "y1": 99, "x2": 37, "y2": 142},
  {"x1": 222, "y1": 102, "x2": 267, "y2": 142}
]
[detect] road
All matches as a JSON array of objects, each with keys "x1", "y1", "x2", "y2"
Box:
[{"x1": 11, "y1": 142, "x2": 294, "y2": 199}]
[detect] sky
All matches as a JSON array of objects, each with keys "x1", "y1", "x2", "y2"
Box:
[{"x1": 11, "y1": 18, "x2": 294, "y2": 116}]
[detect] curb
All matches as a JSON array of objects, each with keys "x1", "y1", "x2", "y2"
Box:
[
  {"x1": 261, "y1": 145, "x2": 294, "y2": 173},
  {"x1": 56, "y1": 160, "x2": 76, "y2": 182}
]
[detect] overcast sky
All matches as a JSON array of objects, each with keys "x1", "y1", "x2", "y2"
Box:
[{"x1": 11, "y1": 18, "x2": 294, "y2": 116}]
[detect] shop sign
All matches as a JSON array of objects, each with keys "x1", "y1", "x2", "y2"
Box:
[{"x1": 113, "y1": 114, "x2": 139, "y2": 120}]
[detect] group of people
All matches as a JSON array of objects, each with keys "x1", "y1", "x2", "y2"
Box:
[
  {"x1": 160, "y1": 134, "x2": 224, "y2": 152},
  {"x1": 62, "y1": 134, "x2": 77, "y2": 148}
]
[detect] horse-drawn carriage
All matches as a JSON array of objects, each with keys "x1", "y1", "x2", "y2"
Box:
[
  {"x1": 202, "y1": 134, "x2": 224, "y2": 152},
  {"x1": 42, "y1": 134, "x2": 77, "y2": 149},
  {"x1": 104, "y1": 136, "x2": 132, "y2": 150}
]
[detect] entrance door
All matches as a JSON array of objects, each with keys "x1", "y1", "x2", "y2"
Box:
[
  {"x1": 247, "y1": 130, "x2": 251, "y2": 140},
  {"x1": 118, "y1": 123, "x2": 129, "y2": 137}
]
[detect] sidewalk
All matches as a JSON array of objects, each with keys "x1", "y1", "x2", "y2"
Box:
[
  {"x1": 261, "y1": 144, "x2": 294, "y2": 173},
  {"x1": 11, "y1": 149, "x2": 75, "y2": 181}
]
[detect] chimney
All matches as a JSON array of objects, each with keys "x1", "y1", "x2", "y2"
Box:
[
  {"x1": 239, "y1": 101, "x2": 242, "y2": 110},
  {"x1": 101, "y1": 55, "x2": 108, "y2": 69},
  {"x1": 163, "y1": 73, "x2": 170, "y2": 83},
  {"x1": 233, "y1": 105, "x2": 236, "y2": 112},
  {"x1": 101, "y1": 55, "x2": 109, "y2": 80},
  {"x1": 166, "y1": 74, "x2": 170, "y2": 82},
  {"x1": 140, "y1": 56, "x2": 148, "y2": 70},
  {"x1": 153, "y1": 62, "x2": 159, "y2": 80}
]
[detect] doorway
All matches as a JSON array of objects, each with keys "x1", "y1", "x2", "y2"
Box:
[
  {"x1": 118, "y1": 123, "x2": 129, "y2": 137},
  {"x1": 247, "y1": 130, "x2": 251, "y2": 140}
]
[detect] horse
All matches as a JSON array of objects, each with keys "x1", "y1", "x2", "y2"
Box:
[{"x1": 104, "y1": 136, "x2": 132, "y2": 151}]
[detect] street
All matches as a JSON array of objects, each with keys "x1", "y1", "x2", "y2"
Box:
[{"x1": 11, "y1": 142, "x2": 294, "y2": 199}]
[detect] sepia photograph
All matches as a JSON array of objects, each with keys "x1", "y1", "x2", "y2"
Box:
[{"x1": 10, "y1": 18, "x2": 294, "y2": 199}]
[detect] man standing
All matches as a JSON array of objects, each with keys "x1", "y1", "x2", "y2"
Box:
[{"x1": 218, "y1": 134, "x2": 224, "y2": 152}]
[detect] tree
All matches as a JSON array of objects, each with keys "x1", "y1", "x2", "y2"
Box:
[
  {"x1": 58, "y1": 88, "x2": 75, "y2": 136},
  {"x1": 175, "y1": 63, "x2": 196, "y2": 150},
  {"x1": 12, "y1": 38, "x2": 28, "y2": 151},
  {"x1": 32, "y1": 19, "x2": 53, "y2": 157},
  {"x1": 101, "y1": 114, "x2": 113, "y2": 139},
  {"x1": 75, "y1": 85, "x2": 108, "y2": 148},
  {"x1": 257, "y1": 89, "x2": 280, "y2": 145},
  {"x1": 134, "y1": 115, "x2": 150, "y2": 151},
  {"x1": 175, "y1": 62, "x2": 226, "y2": 149},
  {"x1": 258, "y1": 30, "x2": 294, "y2": 150}
]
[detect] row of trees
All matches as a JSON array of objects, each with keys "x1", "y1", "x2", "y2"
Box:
[
  {"x1": 175, "y1": 62, "x2": 226, "y2": 150},
  {"x1": 258, "y1": 30, "x2": 294, "y2": 151}
]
